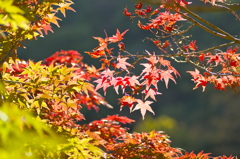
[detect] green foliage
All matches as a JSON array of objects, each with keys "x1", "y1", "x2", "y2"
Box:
[
  {"x1": 0, "y1": 0, "x2": 29, "y2": 30},
  {"x1": 58, "y1": 137, "x2": 104, "y2": 159},
  {"x1": 0, "y1": 0, "x2": 75, "y2": 66},
  {"x1": 2, "y1": 57, "x2": 97, "y2": 128},
  {"x1": 0, "y1": 101, "x2": 104, "y2": 159},
  {"x1": 0, "y1": 102, "x2": 56, "y2": 158}
]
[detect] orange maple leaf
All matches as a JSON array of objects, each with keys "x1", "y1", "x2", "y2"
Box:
[
  {"x1": 108, "y1": 29, "x2": 129, "y2": 43},
  {"x1": 93, "y1": 37, "x2": 108, "y2": 50},
  {"x1": 47, "y1": 13, "x2": 62, "y2": 27}
]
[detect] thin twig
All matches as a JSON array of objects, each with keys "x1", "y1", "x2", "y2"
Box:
[{"x1": 172, "y1": 0, "x2": 238, "y2": 42}]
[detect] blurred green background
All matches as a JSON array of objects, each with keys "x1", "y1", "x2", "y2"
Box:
[{"x1": 18, "y1": 0, "x2": 240, "y2": 156}]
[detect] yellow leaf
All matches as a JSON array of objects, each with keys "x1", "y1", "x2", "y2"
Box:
[{"x1": 57, "y1": 2, "x2": 76, "y2": 17}]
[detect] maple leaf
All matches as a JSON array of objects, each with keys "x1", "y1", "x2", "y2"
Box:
[
  {"x1": 123, "y1": 75, "x2": 140, "y2": 87},
  {"x1": 85, "y1": 50, "x2": 105, "y2": 58},
  {"x1": 94, "y1": 77, "x2": 111, "y2": 94},
  {"x1": 199, "y1": 53, "x2": 205, "y2": 62},
  {"x1": 108, "y1": 29, "x2": 129, "y2": 43},
  {"x1": 116, "y1": 56, "x2": 133, "y2": 72},
  {"x1": 207, "y1": 54, "x2": 223, "y2": 66},
  {"x1": 187, "y1": 68, "x2": 202, "y2": 79},
  {"x1": 103, "y1": 115, "x2": 135, "y2": 124},
  {"x1": 47, "y1": 13, "x2": 62, "y2": 27},
  {"x1": 93, "y1": 36, "x2": 108, "y2": 50},
  {"x1": 132, "y1": 99, "x2": 154, "y2": 120},
  {"x1": 57, "y1": 2, "x2": 76, "y2": 17},
  {"x1": 184, "y1": 40, "x2": 198, "y2": 51},
  {"x1": 141, "y1": 71, "x2": 160, "y2": 90},
  {"x1": 119, "y1": 95, "x2": 137, "y2": 110},
  {"x1": 187, "y1": 69, "x2": 209, "y2": 91},
  {"x1": 159, "y1": 57, "x2": 171, "y2": 66},
  {"x1": 143, "y1": 88, "x2": 162, "y2": 101},
  {"x1": 111, "y1": 77, "x2": 125, "y2": 94},
  {"x1": 101, "y1": 68, "x2": 115, "y2": 78},
  {"x1": 140, "y1": 63, "x2": 153, "y2": 76},
  {"x1": 86, "y1": 65, "x2": 98, "y2": 76},
  {"x1": 94, "y1": 69, "x2": 115, "y2": 94},
  {"x1": 188, "y1": 40, "x2": 198, "y2": 51},
  {"x1": 168, "y1": 65, "x2": 180, "y2": 77},
  {"x1": 138, "y1": 20, "x2": 151, "y2": 30},
  {"x1": 194, "y1": 77, "x2": 208, "y2": 92},
  {"x1": 145, "y1": 50, "x2": 158, "y2": 65},
  {"x1": 123, "y1": 7, "x2": 132, "y2": 17},
  {"x1": 160, "y1": 70, "x2": 176, "y2": 88},
  {"x1": 35, "y1": 22, "x2": 53, "y2": 35}
]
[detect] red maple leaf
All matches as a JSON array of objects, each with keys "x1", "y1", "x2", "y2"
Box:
[
  {"x1": 194, "y1": 77, "x2": 208, "y2": 92},
  {"x1": 119, "y1": 95, "x2": 137, "y2": 110},
  {"x1": 93, "y1": 37, "x2": 108, "y2": 50},
  {"x1": 111, "y1": 77, "x2": 125, "y2": 94},
  {"x1": 33, "y1": 22, "x2": 53, "y2": 35},
  {"x1": 103, "y1": 115, "x2": 135, "y2": 124},
  {"x1": 123, "y1": 7, "x2": 132, "y2": 17},
  {"x1": 188, "y1": 40, "x2": 198, "y2": 51},
  {"x1": 141, "y1": 70, "x2": 160, "y2": 89},
  {"x1": 123, "y1": 75, "x2": 140, "y2": 87},
  {"x1": 108, "y1": 29, "x2": 129, "y2": 43},
  {"x1": 143, "y1": 88, "x2": 162, "y2": 101},
  {"x1": 85, "y1": 49, "x2": 105, "y2": 58},
  {"x1": 207, "y1": 54, "x2": 223, "y2": 66}
]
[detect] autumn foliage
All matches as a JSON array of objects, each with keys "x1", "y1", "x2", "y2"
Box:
[{"x1": 0, "y1": 0, "x2": 239, "y2": 158}]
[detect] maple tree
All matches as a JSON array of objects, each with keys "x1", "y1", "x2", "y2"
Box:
[{"x1": 0, "y1": 0, "x2": 239, "y2": 158}]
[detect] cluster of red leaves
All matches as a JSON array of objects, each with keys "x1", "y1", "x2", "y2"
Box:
[
  {"x1": 187, "y1": 47, "x2": 240, "y2": 91},
  {"x1": 138, "y1": 11, "x2": 186, "y2": 31},
  {"x1": 106, "y1": 130, "x2": 182, "y2": 158},
  {"x1": 81, "y1": 115, "x2": 135, "y2": 144},
  {"x1": 44, "y1": 101, "x2": 84, "y2": 128},
  {"x1": 91, "y1": 41, "x2": 180, "y2": 119},
  {"x1": 81, "y1": 115, "x2": 231, "y2": 159},
  {"x1": 123, "y1": 1, "x2": 240, "y2": 93},
  {"x1": 124, "y1": 2, "x2": 187, "y2": 32},
  {"x1": 85, "y1": 29, "x2": 128, "y2": 58},
  {"x1": 179, "y1": 151, "x2": 237, "y2": 159},
  {"x1": 104, "y1": 129, "x2": 236, "y2": 159},
  {"x1": 45, "y1": 50, "x2": 83, "y2": 66}
]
